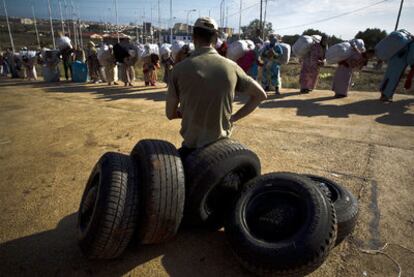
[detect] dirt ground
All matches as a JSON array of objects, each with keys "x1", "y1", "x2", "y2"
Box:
[{"x1": 0, "y1": 78, "x2": 413, "y2": 277}]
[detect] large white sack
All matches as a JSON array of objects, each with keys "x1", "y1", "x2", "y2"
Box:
[
  {"x1": 172, "y1": 40, "x2": 186, "y2": 60},
  {"x1": 350, "y1": 38, "x2": 366, "y2": 53},
  {"x1": 292, "y1": 35, "x2": 314, "y2": 58},
  {"x1": 27, "y1": 50, "x2": 37, "y2": 59},
  {"x1": 97, "y1": 45, "x2": 109, "y2": 61},
  {"x1": 188, "y1": 42, "x2": 195, "y2": 52},
  {"x1": 216, "y1": 38, "x2": 223, "y2": 48},
  {"x1": 245, "y1": 40, "x2": 255, "y2": 50},
  {"x1": 140, "y1": 44, "x2": 159, "y2": 61},
  {"x1": 326, "y1": 39, "x2": 366, "y2": 64},
  {"x1": 326, "y1": 42, "x2": 358, "y2": 64},
  {"x1": 227, "y1": 40, "x2": 249, "y2": 61},
  {"x1": 375, "y1": 29, "x2": 413, "y2": 61},
  {"x1": 277, "y1": 43, "x2": 291, "y2": 64},
  {"x1": 160, "y1": 43, "x2": 172, "y2": 56},
  {"x1": 56, "y1": 36, "x2": 72, "y2": 50},
  {"x1": 312, "y1": 35, "x2": 322, "y2": 43},
  {"x1": 134, "y1": 44, "x2": 146, "y2": 59}
]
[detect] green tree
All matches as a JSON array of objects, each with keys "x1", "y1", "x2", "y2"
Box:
[
  {"x1": 302, "y1": 29, "x2": 325, "y2": 37},
  {"x1": 241, "y1": 19, "x2": 273, "y2": 40},
  {"x1": 282, "y1": 34, "x2": 300, "y2": 46},
  {"x1": 355, "y1": 28, "x2": 387, "y2": 50}
]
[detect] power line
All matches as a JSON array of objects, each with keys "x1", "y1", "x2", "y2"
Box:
[{"x1": 276, "y1": 0, "x2": 393, "y2": 31}]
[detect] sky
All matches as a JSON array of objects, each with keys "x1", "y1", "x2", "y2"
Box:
[{"x1": 2, "y1": 0, "x2": 414, "y2": 40}]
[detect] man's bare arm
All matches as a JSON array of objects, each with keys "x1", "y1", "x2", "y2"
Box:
[
  {"x1": 166, "y1": 94, "x2": 181, "y2": 120},
  {"x1": 231, "y1": 81, "x2": 267, "y2": 123}
]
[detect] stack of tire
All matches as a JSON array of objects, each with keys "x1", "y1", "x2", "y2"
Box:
[{"x1": 77, "y1": 138, "x2": 358, "y2": 276}]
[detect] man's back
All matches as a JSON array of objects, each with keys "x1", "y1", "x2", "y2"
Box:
[{"x1": 169, "y1": 47, "x2": 254, "y2": 148}]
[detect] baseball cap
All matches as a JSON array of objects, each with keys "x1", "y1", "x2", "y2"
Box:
[{"x1": 194, "y1": 17, "x2": 218, "y2": 32}]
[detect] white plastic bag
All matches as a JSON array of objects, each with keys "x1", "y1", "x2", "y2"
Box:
[
  {"x1": 56, "y1": 36, "x2": 72, "y2": 50},
  {"x1": 292, "y1": 35, "x2": 314, "y2": 58},
  {"x1": 172, "y1": 40, "x2": 186, "y2": 60},
  {"x1": 350, "y1": 39, "x2": 366, "y2": 53},
  {"x1": 227, "y1": 40, "x2": 249, "y2": 61},
  {"x1": 326, "y1": 39, "x2": 366, "y2": 64},
  {"x1": 277, "y1": 43, "x2": 291, "y2": 64},
  {"x1": 160, "y1": 43, "x2": 172, "y2": 56}
]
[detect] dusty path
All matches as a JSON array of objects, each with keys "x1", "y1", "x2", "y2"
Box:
[{"x1": 0, "y1": 79, "x2": 413, "y2": 277}]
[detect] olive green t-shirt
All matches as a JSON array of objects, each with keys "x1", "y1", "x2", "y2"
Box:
[{"x1": 168, "y1": 47, "x2": 256, "y2": 148}]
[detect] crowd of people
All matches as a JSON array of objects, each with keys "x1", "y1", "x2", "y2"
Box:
[{"x1": 0, "y1": 26, "x2": 413, "y2": 103}]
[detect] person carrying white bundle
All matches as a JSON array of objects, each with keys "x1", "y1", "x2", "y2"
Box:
[
  {"x1": 332, "y1": 48, "x2": 375, "y2": 98},
  {"x1": 299, "y1": 35, "x2": 328, "y2": 93},
  {"x1": 260, "y1": 34, "x2": 283, "y2": 94},
  {"x1": 102, "y1": 45, "x2": 118, "y2": 86},
  {"x1": 21, "y1": 50, "x2": 37, "y2": 81},
  {"x1": 57, "y1": 32, "x2": 73, "y2": 81}
]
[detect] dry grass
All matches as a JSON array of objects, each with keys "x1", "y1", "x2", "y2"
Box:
[{"x1": 281, "y1": 62, "x2": 412, "y2": 95}]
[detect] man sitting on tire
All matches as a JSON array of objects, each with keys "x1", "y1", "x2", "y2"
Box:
[{"x1": 166, "y1": 17, "x2": 267, "y2": 158}]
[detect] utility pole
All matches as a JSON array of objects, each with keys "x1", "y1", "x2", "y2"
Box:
[
  {"x1": 77, "y1": 5, "x2": 83, "y2": 49},
  {"x1": 262, "y1": 0, "x2": 268, "y2": 41},
  {"x1": 186, "y1": 9, "x2": 196, "y2": 38},
  {"x1": 58, "y1": 0, "x2": 65, "y2": 34},
  {"x1": 220, "y1": 0, "x2": 225, "y2": 27},
  {"x1": 47, "y1": 0, "x2": 56, "y2": 48},
  {"x1": 259, "y1": 0, "x2": 263, "y2": 37},
  {"x1": 238, "y1": 0, "x2": 242, "y2": 39},
  {"x1": 225, "y1": 6, "x2": 228, "y2": 27},
  {"x1": 64, "y1": 0, "x2": 71, "y2": 40},
  {"x1": 395, "y1": 0, "x2": 404, "y2": 31},
  {"x1": 114, "y1": 0, "x2": 120, "y2": 42},
  {"x1": 71, "y1": 0, "x2": 78, "y2": 48},
  {"x1": 170, "y1": 0, "x2": 173, "y2": 43},
  {"x1": 158, "y1": 0, "x2": 161, "y2": 44},
  {"x1": 2, "y1": 0, "x2": 14, "y2": 52},
  {"x1": 31, "y1": 4, "x2": 41, "y2": 49}
]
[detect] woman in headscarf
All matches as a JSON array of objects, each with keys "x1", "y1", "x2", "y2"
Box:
[
  {"x1": 299, "y1": 35, "x2": 328, "y2": 93},
  {"x1": 85, "y1": 41, "x2": 101, "y2": 83},
  {"x1": 332, "y1": 49, "x2": 375, "y2": 98},
  {"x1": 260, "y1": 33, "x2": 283, "y2": 94},
  {"x1": 160, "y1": 50, "x2": 174, "y2": 85},
  {"x1": 143, "y1": 53, "x2": 160, "y2": 86}
]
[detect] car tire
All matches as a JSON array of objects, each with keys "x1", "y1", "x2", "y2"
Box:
[
  {"x1": 77, "y1": 152, "x2": 138, "y2": 259},
  {"x1": 225, "y1": 172, "x2": 337, "y2": 276},
  {"x1": 131, "y1": 139, "x2": 185, "y2": 244}
]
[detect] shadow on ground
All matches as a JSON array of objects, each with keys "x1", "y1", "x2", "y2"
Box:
[
  {"x1": 45, "y1": 83, "x2": 168, "y2": 102},
  {"x1": 261, "y1": 96, "x2": 414, "y2": 127},
  {"x1": 0, "y1": 213, "x2": 248, "y2": 277},
  {"x1": 2, "y1": 79, "x2": 413, "y2": 127}
]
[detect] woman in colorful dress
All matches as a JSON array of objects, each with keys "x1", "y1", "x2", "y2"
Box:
[
  {"x1": 261, "y1": 34, "x2": 283, "y2": 94},
  {"x1": 332, "y1": 49, "x2": 375, "y2": 98},
  {"x1": 143, "y1": 53, "x2": 160, "y2": 86},
  {"x1": 299, "y1": 35, "x2": 328, "y2": 93}
]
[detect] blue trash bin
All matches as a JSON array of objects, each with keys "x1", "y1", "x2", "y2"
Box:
[{"x1": 72, "y1": 61, "x2": 88, "y2": 82}]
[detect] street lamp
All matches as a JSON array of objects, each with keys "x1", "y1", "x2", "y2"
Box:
[{"x1": 185, "y1": 9, "x2": 196, "y2": 39}]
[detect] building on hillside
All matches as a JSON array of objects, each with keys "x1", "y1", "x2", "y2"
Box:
[
  {"x1": 162, "y1": 33, "x2": 192, "y2": 43},
  {"x1": 20, "y1": 18, "x2": 33, "y2": 25},
  {"x1": 219, "y1": 27, "x2": 234, "y2": 37}
]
